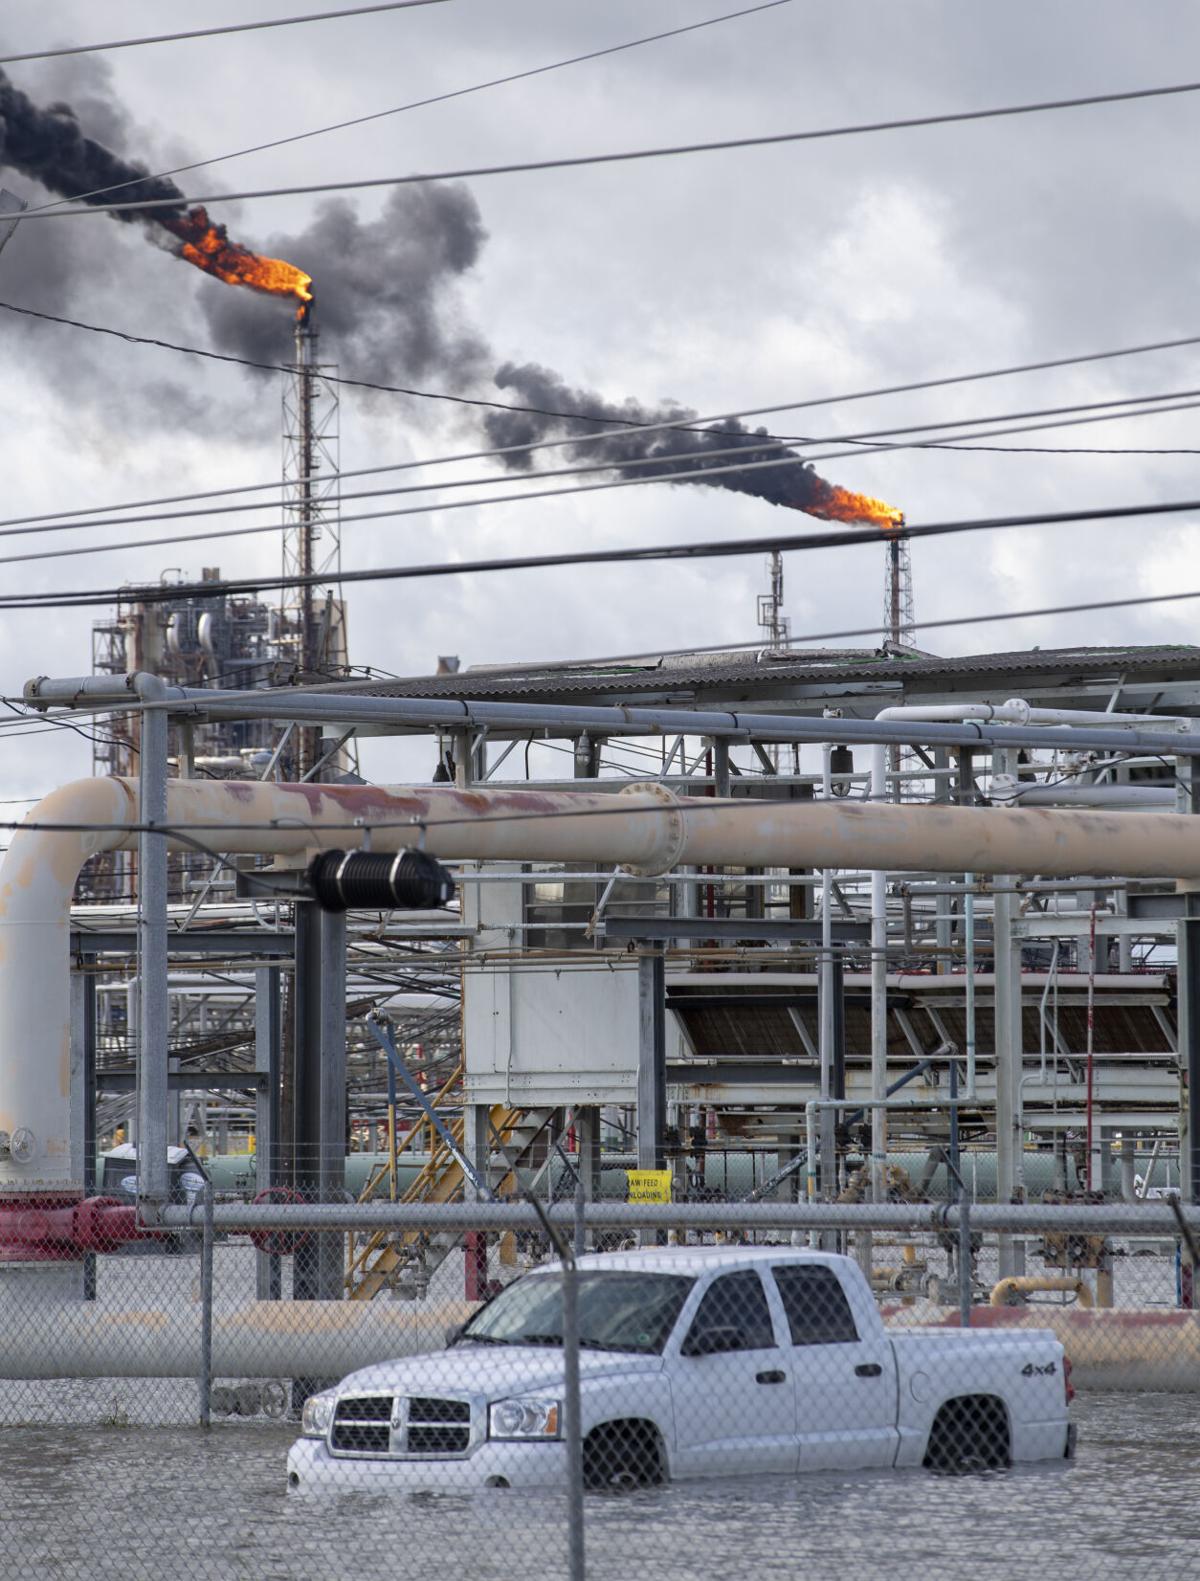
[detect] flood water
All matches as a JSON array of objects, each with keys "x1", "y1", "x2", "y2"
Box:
[{"x1": 3, "y1": 1392, "x2": 1198, "y2": 1581}]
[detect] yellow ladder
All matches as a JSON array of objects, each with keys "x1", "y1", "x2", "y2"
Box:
[{"x1": 346, "y1": 1089, "x2": 529, "y2": 1300}]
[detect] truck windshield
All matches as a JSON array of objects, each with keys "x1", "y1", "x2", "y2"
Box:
[{"x1": 462, "y1": 1271, "x2": 694, "y2": 1355}]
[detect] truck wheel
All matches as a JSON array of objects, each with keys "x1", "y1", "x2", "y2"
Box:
[
  {"x1": 582, "y1": 1420, "x2": 665, "y2": 1491},
  {"x1": 923, "y1": 1395, "x2": 1010, "y2": 1474}
]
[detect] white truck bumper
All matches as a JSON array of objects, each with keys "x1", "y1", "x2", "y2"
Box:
[{"x1": 287, "y1": 1434, "x2": 569, "y2": 1492}]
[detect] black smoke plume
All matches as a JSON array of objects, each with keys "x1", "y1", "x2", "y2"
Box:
[
  {"x1": 482, "y1": 362, "x2": 882, "y2": 518},
  {"x1": 198, "y1": 188, "x2": 490, "y2": 390},
  {"x1": 0, "y1": 68, "x2": 896, "y2": 521},
  {"x1": 0, "y1": 66, "x2": 488, "y2": 396},
  {"x1": 0, "y1": 65, "x2": 185, "y2": 219}
]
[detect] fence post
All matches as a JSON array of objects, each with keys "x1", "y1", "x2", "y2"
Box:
[
  {"x1": 198, "y1": 1183, "x2": 214, "y2": 1427},
  {"x1": 562, "y1": 1234, "x2": 586, "y2": 1581},
  {"x1": 574, "y1": 1181, "x2": 587, "y2": 1260},
  {"x1": 958, "y1": 1194, "x2": 972, "y2": 1329}
]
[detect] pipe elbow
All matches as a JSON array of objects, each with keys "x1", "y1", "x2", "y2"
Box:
[
  {"x1": 0, "y1": 777, "x2": 138, "y2": 918},
  {"x1": 989, "y1": 1275, "x2": 1093, "y2": 1308}
]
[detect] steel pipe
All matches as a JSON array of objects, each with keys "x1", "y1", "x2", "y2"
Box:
[
  {"x1": 22, "y1": 676, "x2": 1200, "y2": 757},
  {"x1": 1003, "y1": 784, "x2": 1176, "y2": 808},
  {"x1": 156, "y1": 1198, "x2": 1200, "y2": 1235}
]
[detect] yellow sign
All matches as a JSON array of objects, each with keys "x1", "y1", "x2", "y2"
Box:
[{"x1": 626, "y1": 1168, "x2": 672, "y2": 1204}]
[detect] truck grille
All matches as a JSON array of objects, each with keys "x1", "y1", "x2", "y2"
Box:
[
  {"x1": 407, "y1": 1396, "x2": 471, "y2": 1455},
  {"x1": 331, "y1": 1394, "x2": 392, "y2": 1455},
  {"x1": 329, "y1": 1394, "x2": 473, "y2": 1457}
]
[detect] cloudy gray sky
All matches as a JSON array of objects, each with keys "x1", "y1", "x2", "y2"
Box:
[{"x1": 1, "y1": 1, "x2": 1198, "y2": 796}]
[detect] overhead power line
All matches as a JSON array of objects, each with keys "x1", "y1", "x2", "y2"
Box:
[
  {"x1": 18, "y1": 1, "x2": 795, "y2": 213},
  {"x1": 3, "y1": 390, "x2": 1198, "y2": 557},
  {"x1": 18, "y1": 76, "x2": 1200, "y2": 217},
  {"x1": 0, "y1": 493, "x2": 1197, "y2": 611},
  {"x1": 785, "y1": 583, "x2": 1200, "y2": 647},
  {"x1": 0, "y1": 1, "x2": 450, "y2": 66},
  {"x1": 2, "y1": 303, "x2": 1199, "y2": 527},
  {"x1": 503, "y1": 591, "x2": 1200, "y2": 672}
]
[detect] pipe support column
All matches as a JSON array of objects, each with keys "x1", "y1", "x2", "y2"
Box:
[
  {"x1": 254, "y1": 965, "x2": 282, "y2": 1301},
  {"x1": 993, "y1": 881, "x2": 1023, "y2": 1277},
  {"x1": 636, "y1": 948, "x2": 667, "y2": 1174},
  {"x1": 136, "y1": 700, "x2": 170, "y2": 1209}
]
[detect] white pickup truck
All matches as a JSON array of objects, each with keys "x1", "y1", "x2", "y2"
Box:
[{"x1": 288, "y1": 1247, "x2": 1075, "y2": 1492}]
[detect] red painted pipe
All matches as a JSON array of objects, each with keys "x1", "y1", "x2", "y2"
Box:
[{"x1": 0, "y1": 1196, "x2": 159, "y2": 1262}]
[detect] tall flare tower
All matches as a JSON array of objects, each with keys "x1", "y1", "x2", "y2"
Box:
[{"x1": 281, "y1": 304, "x2": 347, "y2": 777}]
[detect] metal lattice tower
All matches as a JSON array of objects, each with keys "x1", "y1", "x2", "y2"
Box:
[
  {"x1": 883, "y1": 534, "x2": 916, "y2": 649},
  {"x1": 883, "y1": 532, "x2": 920, "y2": 799},
  {"x1": 757, "y1": 550, "x2": 791, "y2": 648},
  {"x1": 757, "y1": 551, "x2": 791, "y2": 773}
]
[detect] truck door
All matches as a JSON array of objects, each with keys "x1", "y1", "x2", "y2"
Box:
[
  {"x1": 770, "y1": 1263, "x2": 899, "y2": 1471},
  {"x1": 670, "y1": 1269, "x2": 799, "y2": 1478}
]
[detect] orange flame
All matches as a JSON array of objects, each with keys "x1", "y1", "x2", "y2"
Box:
[
  {"x1": 804, "y1": 488, "x2": 905, "y2": 530},
  {"x1": 160, "y1": 206, "x2": 313, "y2": 314}
]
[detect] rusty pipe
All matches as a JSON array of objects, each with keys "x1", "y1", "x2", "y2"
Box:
[{"x1": 6, "y1": 776, "x2": 1200, "y2": 1187}]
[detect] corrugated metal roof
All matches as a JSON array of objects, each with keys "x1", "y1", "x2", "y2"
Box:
[{"x1": 304, "y1": 644, "x2": 1200, "y2": 703}]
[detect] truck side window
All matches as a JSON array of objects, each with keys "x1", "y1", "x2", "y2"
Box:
[
  {"x1": 773, "y1": 1265, "x2": 859, "y2": 1346},
  {"x1": 684, "y1": 1270, "x2": 777, "y2": 1352}
]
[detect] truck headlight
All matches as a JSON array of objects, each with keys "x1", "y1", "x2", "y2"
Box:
[
  {"x1": 488, "y1": 1398, "x2": 560, "y2": 1440},
  {"x1": 300, "y1": 1390, "x2": 337, "y2": 1439}
]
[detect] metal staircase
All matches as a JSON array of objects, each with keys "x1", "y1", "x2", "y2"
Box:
[{"x1": 346, "y1": 1085, "x2": 557, "y2": 1300}]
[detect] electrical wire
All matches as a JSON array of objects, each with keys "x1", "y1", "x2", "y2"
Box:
[
  {"x1": 4, "y1": 386, "x2": 1200, "y2": 546},
  {"x1": 2, "y1": 393, "x2": 1198, "y2": 570},
  {"x1": 0, "y1": 701, "x2": 145, "y2": 734},
  {"x1": 17, "y1": 2, "x2": 795, "y2": 214},
  {"x1": 1, "y1": 492, "x2": 1199, "y2": 611},
  {"x1": 2, "y1": 393, "x2": 1200, "y2": 569},
  {"x1": 477, "y1": 589, "x2": 1200, "y2": 673},
  {"x1": 5, "y1": 303, "x2": 1200, "y2": 527},
  {"x1": 0, "y1": 699, "x2": 139, "y2": 754},
  {"x1": 0, "y1": 1, "x2": 450, "y2": 66},
  {"x1": 20, "y1": 76, "x2": 1200, "y2": 218}
]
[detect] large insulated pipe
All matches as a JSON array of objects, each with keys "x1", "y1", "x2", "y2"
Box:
[
  {"x1": 1, "y1": 1293, "x2": 1192, "y2": 1390},
  {"x1": 0, "y1": 1299, "x2": 471, "y2": 1380},
  {"x1": 8, "y1": 775, "x2": 1200, "y2": 1188},
  {"x1": 892, "y1": 1305, "x2": 1200, "y2": 1393}
]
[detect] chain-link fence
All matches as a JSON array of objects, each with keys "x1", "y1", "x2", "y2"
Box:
[{"x1": 4, "y1": 1197, "x2": 1200, "y2": 1579}]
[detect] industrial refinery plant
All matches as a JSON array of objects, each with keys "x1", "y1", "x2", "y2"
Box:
[{"x1": 3, "y1": 6, "x2": 1200, "y2": 1579}]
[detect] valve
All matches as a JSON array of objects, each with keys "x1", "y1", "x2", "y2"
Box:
[{"x1": 248, "y1": 1186, "x2": 312, "y2": 1257}]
